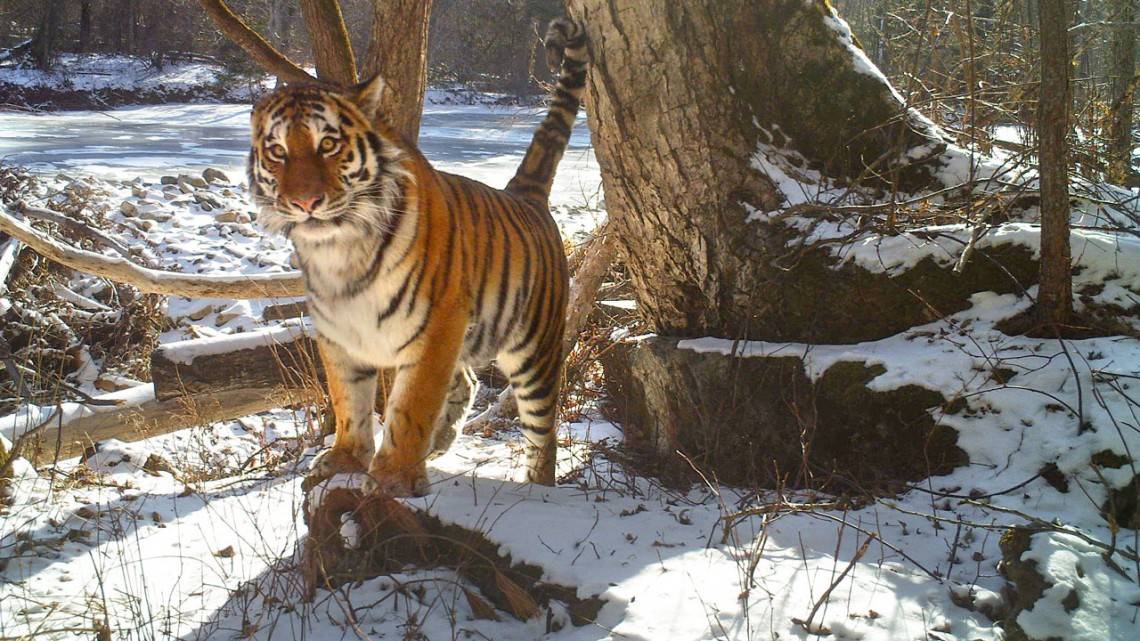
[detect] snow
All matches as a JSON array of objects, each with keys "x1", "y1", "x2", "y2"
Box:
[
  {"x1": 1017, "y1": 533, "x2": 1140, "y2": 641},
  {"x1": 1, "y1": 87, "x2": 1136, "y2": 641},
  {"x1": 0, "y1": 53, "x2": 267, "y2": 99}
]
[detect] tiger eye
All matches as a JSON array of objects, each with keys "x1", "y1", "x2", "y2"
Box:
[
  {"x1": 319, "y1": 137, "x2": 340, "y2": 154},
  {"x1": 267, "y1": 144, "x2": 287, "y2": 161}
]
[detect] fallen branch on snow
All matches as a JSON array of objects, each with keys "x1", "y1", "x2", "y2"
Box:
[{"x1": 0, "y1": 203, "x2": 304, "y2": 299}]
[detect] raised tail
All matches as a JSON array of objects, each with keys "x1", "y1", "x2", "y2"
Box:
[{"x1": 506, "y1": 18, "x2": 589, "y2": 202}]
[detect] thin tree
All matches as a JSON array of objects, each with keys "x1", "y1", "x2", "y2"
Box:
[
  {"x1": 1037, "y1": 0, "x2": 1073, "y2": 327},
  {"x1": 1107, "y1": 0, "x2": 1137, "y2": 185}
]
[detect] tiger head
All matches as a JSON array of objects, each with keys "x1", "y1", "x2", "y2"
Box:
[{"x1": 248, "y1": 75, "x2": 407, "y2": 240}]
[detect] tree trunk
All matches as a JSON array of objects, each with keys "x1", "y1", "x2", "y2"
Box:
[
  {"x1": 1037, "y1": 0, "x2": 1073, "y2": 326},
  {"x1": 31, "y1": 0, "x2": 61, "y2": 71},
  {"x1": 79, "y1": 1, "x2": 92, "y2": 53},
  {"x1": 1107, "y1": 0, "x2": 1137, "y2": 185},
  {"x1": 567, "y1": 0, "x2": 1050, "y2": 485},
  {"x1": 361, "y1": 0, "x2": 432, "y2": 142},
  {"x1": 567, "y1": 0, "x2": 953, "y2": 342},
  {"x1": 299, "y1": 0, "x2": 358, "y2": 85}
]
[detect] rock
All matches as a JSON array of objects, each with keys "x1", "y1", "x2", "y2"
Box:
[
  {"x1": 160, "y1": 175, "x2": 178, "y2": 185},
  {"x1": 180, "y1": 174, "x2": 208, "y2": 189},
  {"x1": 214, "y1": 302, "x2": 249, "y2": 326},
  {"x1": 177, "y1": 178, "x2": 195, "y2": 194},
  {"x1": 193, "y1": 190, "x2": 222, "y2": 209},
  {"x1": 203, "y1": 168, "x2": 229, "y2": 184},
  {"x1": 137, "y1": 208, "x2": 171, "y2": 222},
  {"x1": 162, "y1": 191, "x2": 179, "y2": 201},
  {"x1": 142, "y1": 454, "x2": 177, "y2": 477},
  {"x1": 214, "y1": 210, "x2": 240, "y2": 223},
  {"x1": 237, "y1": 213, "x2": 252, "y2": 224},
  {"x1": 131, "y1": 186, "x2": 148, "y2": 199},
  {"x1": 601, "y1": 335, "x2": 966, "y2": 487},
  {"x1": 119, "y1": 201, "x2": 138, "y2": 216}
]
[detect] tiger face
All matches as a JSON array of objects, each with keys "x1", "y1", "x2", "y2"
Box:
[{"x1": 247, "y1": 75, "x2": 406, "y2": 240}]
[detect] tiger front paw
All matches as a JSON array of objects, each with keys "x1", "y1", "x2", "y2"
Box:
[
  {"x1": 310, "y1": 447, "x2": 368, "y2": 479},
  {"x1": 362, "y1": 455, "x2": 429, "y2": 497}
]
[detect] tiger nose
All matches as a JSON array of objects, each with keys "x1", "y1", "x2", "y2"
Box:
[{"x1": 290, "y1": 195, "x2": 322, "y2": 212}]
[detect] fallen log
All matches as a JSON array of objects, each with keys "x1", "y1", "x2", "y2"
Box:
[
  {"x1": 0, "y1": 384, "x2": 316, "y2": 465},
  {"x1": 150, "y1": 323, "x2": 319, "y2": 401},
  {"x1": 302, "y1": 481, "x2": 606, "y2": 627},
  {"x1": 0, "y1": 203, "x2": 304, "y2": 299}
]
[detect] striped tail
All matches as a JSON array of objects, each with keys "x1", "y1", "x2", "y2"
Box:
[{"x1": 506, "y1": 18, "x2": 589, "y2": 202}]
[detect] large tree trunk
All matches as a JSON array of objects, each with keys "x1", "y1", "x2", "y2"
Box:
[
  {"x1": 299, "y1": 0, "x2": 357, "y2": 85},
  {"x1": 567, "y1": 0, "x2": 1040, "y2": 485},
  {"x1": 568, "y1": 0, "x2": 956, "y2": 343},
  {"x1": 1037, "y1": 0, "x2": 1073, "y2": 326},
  {"x1": 361, "y1": 0, "x2": 432, "y2": 142}
]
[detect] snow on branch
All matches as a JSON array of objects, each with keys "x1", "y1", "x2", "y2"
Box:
[{"x1": 0, "y1": 202, "x2": 304, "y2": 299}]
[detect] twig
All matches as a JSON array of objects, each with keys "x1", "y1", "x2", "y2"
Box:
[{"x1": 794, "y1": 533, "x2": 876, "y2": 634}]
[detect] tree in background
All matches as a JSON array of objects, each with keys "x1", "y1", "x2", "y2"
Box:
[
  {"x1": 1107, "y1": 0, "x2": 1137, "y2": 184},
  {"x1": 1037, "y1": 0, "x2": 1074, "y2": 327},
  {"x1": 197, "y1": 0, "x2": 430, "y2": 140}
]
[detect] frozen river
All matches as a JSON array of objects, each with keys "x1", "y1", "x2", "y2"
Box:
[{"x1": 0, "y1": 101, "x2": 603, "y2": 229}]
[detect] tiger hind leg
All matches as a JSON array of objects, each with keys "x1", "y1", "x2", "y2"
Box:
[
  {"x1": 428, "y1": 365, "x2": 477, "y2": 459},
  {"x1": 500, "y1": 345, "x2": 562, "y2": 486}
]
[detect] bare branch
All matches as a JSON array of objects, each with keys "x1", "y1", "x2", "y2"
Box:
[
  {"x1": 0, "y1": 203, "x2": 304, "y2": 299},
  {"x1": 198, "y1": 0, "x2": 315, "y2": 83}
]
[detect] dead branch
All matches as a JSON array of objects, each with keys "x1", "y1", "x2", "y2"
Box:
[
  {"x1": 299, "y1": 0, "x2": 357, "y2": 85},
  {"x1": 304, "y1": 486, "x2": 606, "y2": 625},
  {"x1": 150, "y1": 324, "x2": 318, "y2": 401},
  {"x1": 562, "y1": 221, "x2": 615, "y2": 358},
  {"x1": 18, "y1": 202, "x2": 133, "y2": 260},
  {"x1": 2, "y1": 384, "x2": 316, "y2": 466},
  {"x1": 0, "y1": 236, "x2": 21, "y2": 295},
  {"x1": 198, "y1": 0, "x2": 315, "y2": 83},
  {"x1": 0, "y1": 205, "x2": 304, "y2": 299}
]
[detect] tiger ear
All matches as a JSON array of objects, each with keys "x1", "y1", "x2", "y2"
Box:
[{"x1": 351, "y1": 73, "x2": 387, "y2": 120}]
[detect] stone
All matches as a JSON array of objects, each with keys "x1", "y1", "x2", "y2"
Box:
[
  {"x1": 202, "y1": 168, "x2": 229, "y2": 184},
  {"x1": 131, "y1": 186, "x2": 148, "y2": 199},
  {"x1": 119, "y1": 201, "x2": 138, "y2": 216},
  {"x1": 193, "y1": 190, "x2": 223, "y2": 209},
  {"x1": 214, "y1": 210, "x2": 240, "y2": 223},
  {"x1": 160, "y1": 175, "x2": 178, "y2": 185}
]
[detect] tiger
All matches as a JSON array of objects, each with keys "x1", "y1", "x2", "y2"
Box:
[{"x1": 247, "y1": 18, "x2": 589, "y2": 496}]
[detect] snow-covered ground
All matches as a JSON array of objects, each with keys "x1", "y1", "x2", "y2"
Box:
[{"x1": 1, "y1": 97, "x2": 1138, "y2": 641}]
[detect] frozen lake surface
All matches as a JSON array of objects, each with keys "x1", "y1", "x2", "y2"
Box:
[{"x1": 0, "y1": 102, "x2": 603, "y2": 230}]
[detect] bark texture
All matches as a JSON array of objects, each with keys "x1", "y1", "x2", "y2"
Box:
[
  {"x1": 602, "y1": 337, "x2": 967, "y2": 488},
  {"x1": 300, "y1": 0, "x2": 358, "y2": 85},
  {"x1": 567, "y1": 0, "x2": 948, "y2": 341},
  {"x1": 361, "y1": 0, "x2": 433, "y2": 142},
  {"x1": 1037, "y1": 0, "x2": 1073, "y2": 326}
]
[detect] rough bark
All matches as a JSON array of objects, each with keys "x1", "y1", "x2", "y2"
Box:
[
  {"x1": 1037, "y1": 0, "x2": 1073, "y2": 326},
  {"x1": 361, "y1": 0, "x2": 433, "y2": 142},
  {"x1": 150, "y1": 327, "x2": 319, "y2": 402},
  {"x1": 602, "y1": 336, "x2": 967, "y2": 488},
  {"x1": 566, "y1": 0, "x2": 948, "y2": 342},
  {"x1": 1107, "y1": 0, "x2": 1137, "y2": 185},
  {"x1": 299, "y1": 0, "x2": 358, "y2": 85}
]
